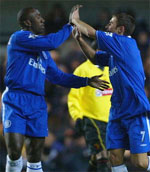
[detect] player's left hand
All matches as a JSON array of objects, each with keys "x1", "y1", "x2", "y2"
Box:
[
  {"x1": 69, "y1": 4, "x2": 82, "y2": 25},
  {"x1": 88, "y1": 74, "x2": 110, "y2": 90}
]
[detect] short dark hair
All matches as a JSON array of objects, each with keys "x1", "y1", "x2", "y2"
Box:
[
  {"x1": 113, "y1": 13, "x2": 135, "y2": 36},
  {"x1": 17, "y1": 7, "x2": 35, "y2": 28}
]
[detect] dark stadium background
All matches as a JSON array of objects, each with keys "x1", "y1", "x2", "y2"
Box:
[{"x1": 0, "y1": 0, "x2": 150, "y2": 171}]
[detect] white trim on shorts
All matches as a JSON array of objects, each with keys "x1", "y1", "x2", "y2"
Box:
[
  {"x1": 146, "y1": 113, "x2": 150, "y2": 142},
  {"x1": 1, "y1": 87, "x2": 9, "y2": 123}
]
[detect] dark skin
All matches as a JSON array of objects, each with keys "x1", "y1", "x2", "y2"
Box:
[
  {"x1": 4, "y1": 9, "x2": 46, "y2": 163},
  {"x1": 5, "y1": 133, "x2": 45, "y2": 162},
  {"x1": 21, "y1": 9, "x2": 45, "y2": 35}
]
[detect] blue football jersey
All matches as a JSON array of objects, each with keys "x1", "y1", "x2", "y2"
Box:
[
  {"x1": 5, "y1": 24, "x2": 88, "y2": 95},
  {"x1": 96, "y1": 30, "x2": 150, "y2": 119}
]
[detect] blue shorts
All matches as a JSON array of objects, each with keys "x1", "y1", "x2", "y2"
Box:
[
  {"x1": 2, "y1": 88, "x2": 48, "y2": 137},
  {"x1": 106, "y1": 110, "x2": 150, "y2": 154}
]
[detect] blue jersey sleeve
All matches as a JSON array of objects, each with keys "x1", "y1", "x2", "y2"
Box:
[
  {"x1": 15, "y1": 24, "x2": 73, "y2": 52},
  {"x1": 46, "y1": 56, "x2": 88, "y2": 88},
  {"x1": 95, "y1": 51, "x2": 110, "y2": 66},
  {"x1": 96, "y1": 31, "x2": 121, "y2": 57}
]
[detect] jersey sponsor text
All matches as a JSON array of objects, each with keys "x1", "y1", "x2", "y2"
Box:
[{"x1": 28, "y1": 58, "x2": 46, "y2": 74}]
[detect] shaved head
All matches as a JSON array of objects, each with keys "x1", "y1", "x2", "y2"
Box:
[
  {"x1": 16, "y1": 7, "x2": 45, "y2": 34},
  {"x1": 17, "y1": 7, "x2": 36, "y2": 28}
]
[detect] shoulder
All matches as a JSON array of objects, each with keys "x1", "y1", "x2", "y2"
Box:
[
  {"x1": 114, "y1": 34, "x2": 135, "y2": 41},
  {"x1": 15, "y1": 31, "x2": 43, "y2": 44},
  {"x1": 119, "y1": 35, "x2": 137, "y2": 47},
  {"x1": 15, "y1": 30, "x2": 37, "y2": 40},
  {"x1": 8, "y1": 31, "x2": 23, "y2": 45},
  {"x1": 14, "y1": 30, "x2": 28, "y2": 41},
  {"x1": 15, "y1": 30, "x2": 30, "y2": 36},
  {"x1": 96, "y1": 30, "x2": 114, "y2": 37}
]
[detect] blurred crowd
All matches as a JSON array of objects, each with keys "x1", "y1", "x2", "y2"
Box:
[{"x1": 0, "y1": 4, "x2": 150, "y2": 172}]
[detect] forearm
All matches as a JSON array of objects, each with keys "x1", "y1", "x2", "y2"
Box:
[
  {"x1": 72, "y1": 19, "x2": 96, "y2": 39},
  {"x1": 47, "y1": 71, "x2": 89, "y2": 88},
  {"x1": 77, "y1": 37, "x2": 96, "y2": 64},
  {"x1": 48, "y1": 24, "x2": 73, "y2": 49}
]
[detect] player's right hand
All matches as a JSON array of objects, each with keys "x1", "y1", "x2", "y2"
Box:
[
  {"x1": 69, "y1": 4, "x2": 82, "y2": 25},
  {"x1": 88, "y1": 74, "x2": 110, "y2": 91}
]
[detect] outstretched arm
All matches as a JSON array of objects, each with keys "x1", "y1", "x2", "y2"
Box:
[
  {"x1": 46, "y1": 55, "x2": 109, "y2": 90},
  {"x1": 73, "y1": 27, "x2": 110, "y2": 67},
  {"x1": 69, "y1": 5, "x2": 96, "y2": 39},
  {"x1": 15, "y1": 24, "x2": 72, "y2": 52},
  {"x1": 73, "y1": 27, "x2": 97, "y2": 64}
]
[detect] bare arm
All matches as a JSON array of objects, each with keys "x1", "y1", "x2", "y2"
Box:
[
  {"x1": 73, "y1": 27, "x2": 96, "y2": 64},
  {"x1": 73, "y1": 19, "x2": 96, "y2": 39},
  {"x1": 70, "y1": 5, "x2": 96, "y2": 39}
]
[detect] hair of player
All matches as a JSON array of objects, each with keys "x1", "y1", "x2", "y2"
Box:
[
  {"x1": 113, "y1": 13, "x2": 135, "y2": 36},
  {"x1": 17, "y1": 7, "x2": 35, "y2": 28}
]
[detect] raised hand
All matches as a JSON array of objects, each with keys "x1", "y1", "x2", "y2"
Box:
[
  {"x1": 88, "y1": 74, "x2": 110, "y2": 90},
  {"x1": 69, "y1": 4, "x2": 82, "y2": 25},
  {"x1": 72, "y1": 26, "x2": 82, "y2": 40}
]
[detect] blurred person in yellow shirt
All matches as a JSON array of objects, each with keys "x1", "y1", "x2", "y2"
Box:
[{"x1": 68, "y1": 43, "x2": 112, "y2": 172}]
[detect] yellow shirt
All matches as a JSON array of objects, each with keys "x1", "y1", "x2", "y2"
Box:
[{"x1": 68, "y1": 60, "x2": 112, "y2": 123}]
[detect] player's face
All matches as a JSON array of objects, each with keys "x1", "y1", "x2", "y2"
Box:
[
  {"x1": 105, "y1": 16, "x2": 118, "y2": 33},
  {"x1": 29, "y1": 9, "x2": 45, "y2": 35}
]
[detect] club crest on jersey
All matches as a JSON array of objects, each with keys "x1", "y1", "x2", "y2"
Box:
[
  {"x1": 4, "y1": 120, "x2": 12, "y2": 128},
  {"x1": 105, "y1": 32, "x2": 113, "y2": 37}
]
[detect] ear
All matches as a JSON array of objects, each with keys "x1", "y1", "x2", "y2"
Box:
[
  {"x1": 23, "y1": 20, "x2": 32, "y2": 27},
  {"x1": 117, "y1": 26, "x2": 125, "y2": 35}
]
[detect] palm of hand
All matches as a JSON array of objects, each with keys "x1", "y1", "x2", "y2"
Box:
[{"x1": 69, "y1": 5, "x2": 82, "y2": 23}]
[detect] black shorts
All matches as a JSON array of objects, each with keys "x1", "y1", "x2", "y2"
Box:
[{"x1": 83, "y1": 117, "x2": 107, "y2": 155}]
